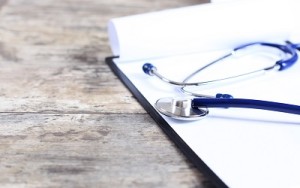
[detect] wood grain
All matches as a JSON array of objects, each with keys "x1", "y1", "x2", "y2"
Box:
[{"x1": 0, "y1": 0, "x2": 216, "y2": 187}]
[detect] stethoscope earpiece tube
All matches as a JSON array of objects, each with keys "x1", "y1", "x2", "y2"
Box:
[{"x1": 143, "y1": 42, "x2": 299, "y2": 89}]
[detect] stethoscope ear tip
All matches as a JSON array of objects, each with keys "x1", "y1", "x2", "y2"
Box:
[{"x1": 143, "y1": 63, "x2": 156, "y2": 75}]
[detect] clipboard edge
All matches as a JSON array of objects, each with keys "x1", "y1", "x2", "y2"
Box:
[{"x1": 105, "y1": 56, "x2": 228, "y2": 188}]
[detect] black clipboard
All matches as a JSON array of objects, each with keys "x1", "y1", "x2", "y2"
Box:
[{"x1": 106, "y1": 56, "x2": 228, "y2": 188}]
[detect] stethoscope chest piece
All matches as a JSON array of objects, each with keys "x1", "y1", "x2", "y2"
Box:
[{"x1": 155, "y1": 97, "x2": 208, "y2": 120}]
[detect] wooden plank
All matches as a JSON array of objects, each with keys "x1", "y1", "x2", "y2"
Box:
[
  {"x1": 0, "y1": 0, "x2": 209, "y2": 114},
  {"x1": 0, "y1": 113, "x2": 214, "y2": 187}
]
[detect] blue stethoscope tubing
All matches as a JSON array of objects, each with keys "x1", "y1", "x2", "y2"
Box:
[
  {"x1": 144, "y1": 41, "x2": 300, "y2": 119},
  {"x1": 192, "y1": 98, "x2": 300, "y2": 115}
]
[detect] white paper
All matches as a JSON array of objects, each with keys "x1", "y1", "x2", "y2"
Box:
[
  {"x1": 107, "y1": 1, "x2": 300, "y2": 187},
  {"x1": 113, "y1": 50, "x2": 300, "y2": 188},
  {"x1": 108, "y1": 0, "x2": 299, "y2": 61}
]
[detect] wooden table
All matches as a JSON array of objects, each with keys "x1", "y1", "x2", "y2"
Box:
[{"x1": 0, "y1": 0, "x2": 214, "y2": 187}]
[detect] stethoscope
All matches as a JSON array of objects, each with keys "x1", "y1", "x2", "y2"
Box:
[{"x1": 142, "y1": 41, "x2": 300, "y2": 120}]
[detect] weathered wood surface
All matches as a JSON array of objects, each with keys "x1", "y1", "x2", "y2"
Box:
[{"x1": 0, "y1": 0, "x2": 215, "y2": 187}]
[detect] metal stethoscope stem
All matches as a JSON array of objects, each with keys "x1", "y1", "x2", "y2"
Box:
[
  {"x1": 143, "y1": 42, "x2": 297, "y2": 87},
  {"x1": 143, "y1": 61, "x2": 280, "y2": 98}
]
